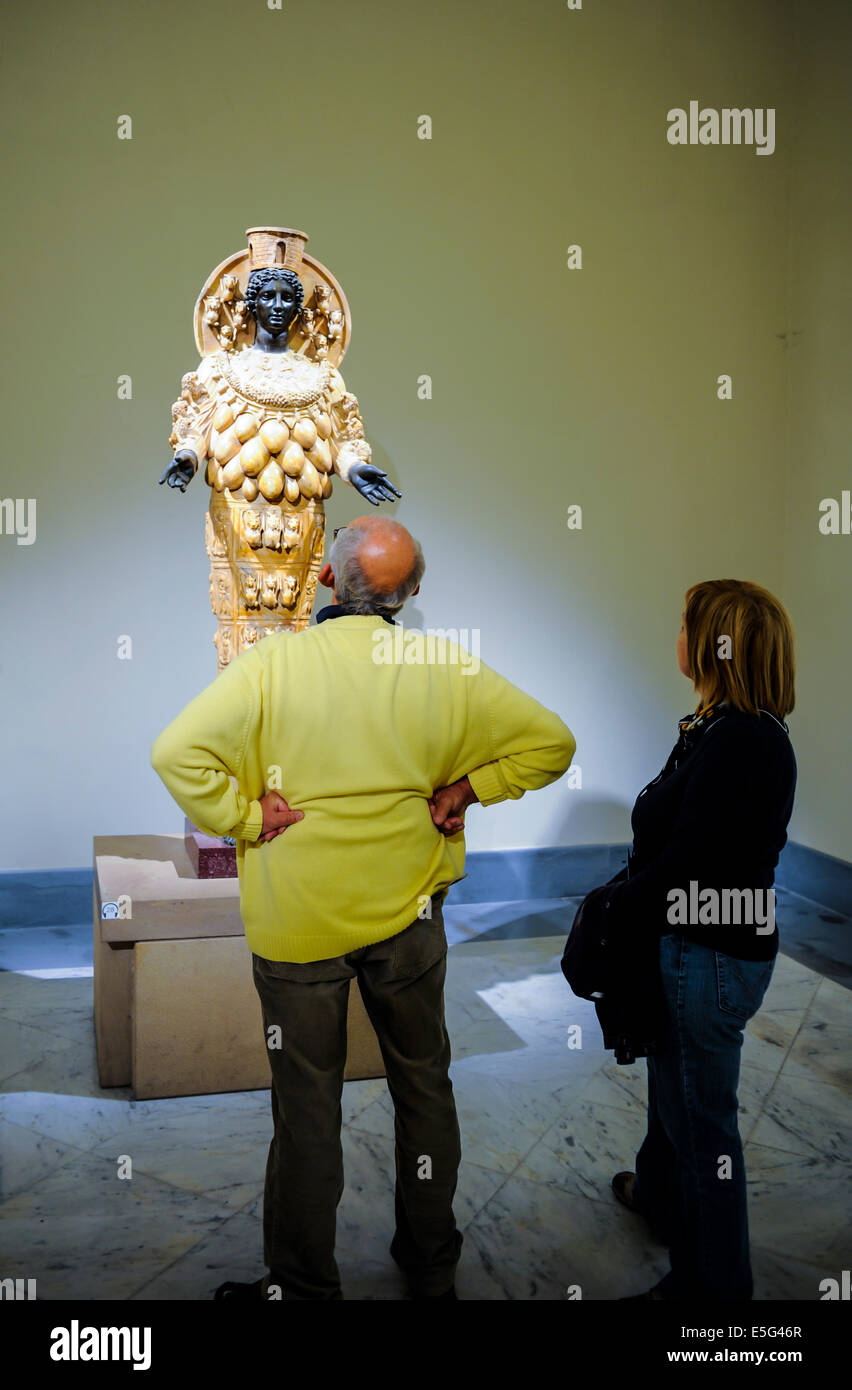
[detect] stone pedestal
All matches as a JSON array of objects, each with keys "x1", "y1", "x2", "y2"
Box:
[{"x1": 93, "y1": 833, "x2": 385, "y2": 1099}]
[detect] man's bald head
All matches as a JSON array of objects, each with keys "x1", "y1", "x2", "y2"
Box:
[
  {"x1": 322, "y1": 517, "x2": 425, "y2": 615},
  {"x1": 345, "y1": 516, "x2": 420, "y2": 598}
]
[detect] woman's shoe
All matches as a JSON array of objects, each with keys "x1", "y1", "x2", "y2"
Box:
[
  {"x1": 612, "y1": 1170, "x2": 640, "y2": 1212},
  {"x1": 611, "y1": 1171, "x2": 671, "y2": 1246}
]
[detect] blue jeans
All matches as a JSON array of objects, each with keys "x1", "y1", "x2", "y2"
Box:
[{"x1": 633, "y1": 933, "x2": 775, "y2": 1300}]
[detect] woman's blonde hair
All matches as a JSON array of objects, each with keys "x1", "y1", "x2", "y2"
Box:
[{"x1": 684, "y1": 579, "x2": 796, "y2": 718}]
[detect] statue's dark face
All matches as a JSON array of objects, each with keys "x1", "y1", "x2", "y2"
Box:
[{"x1": 254, "y1": 274, "x2": 299, "y2": 336}]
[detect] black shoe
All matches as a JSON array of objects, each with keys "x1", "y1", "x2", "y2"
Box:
[
  {"x1": 390, "y1": 1239, "x2": 458, "y2": 1300},
  {"x1": 611, "y1": 1171, "x2": 671, "y2": 1247},
  {"x1": 612, "y1": 1171, "x2": 640, "y2": 1212},
  {"x1": 214, "y1": 1278, "x2": 264, "y2": 1300}
]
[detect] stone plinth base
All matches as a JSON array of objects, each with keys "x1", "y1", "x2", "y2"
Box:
[{"x1": 93, "y1": 833, "x2": 385, "y2": 1100}]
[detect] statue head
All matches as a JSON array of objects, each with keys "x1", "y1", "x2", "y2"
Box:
[{"x1": 244, "y1": 268, "x2": 304, "y2": 345}]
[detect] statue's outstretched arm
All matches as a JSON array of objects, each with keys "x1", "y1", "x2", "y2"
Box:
[
  {"x1": 159, "y1": 364, "x2": 218, "y2": 492},
  {"x1": 328, "y1": 368, "x2": 401, "y2": 506}
]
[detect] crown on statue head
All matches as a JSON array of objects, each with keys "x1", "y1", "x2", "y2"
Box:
[{"x1": 245, "y1": 226, "x2": 309, "y2": 276}]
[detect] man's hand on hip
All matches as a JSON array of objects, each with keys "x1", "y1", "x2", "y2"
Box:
[
  {"x1": 259, "y1": 790, "x2": 304, "y2": 843},
  {"x1": 428, "y1": 775, "x2": 478, "y2": 836}
]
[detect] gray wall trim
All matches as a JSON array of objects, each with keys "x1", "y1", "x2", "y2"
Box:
[
  {"x1": 0, "y1": 868, "x2": 92, "y2": 930},
  {"x1": 447, "y1": 844, "x2": 630, "y2": 903},
  {"x1": 774, "y1": 841, "x2": 852, "y2": 918},
  {"x1": 0, "y1": 842, "x2": 848, "y2": 929}
]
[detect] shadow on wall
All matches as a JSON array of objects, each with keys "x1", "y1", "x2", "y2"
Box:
[{"x1": 552, "y1": 797, "x2": 633, "y2": 849}]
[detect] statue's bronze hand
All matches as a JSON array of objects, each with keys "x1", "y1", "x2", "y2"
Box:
[
  {"x1": 158, "y1": 449, "x2": 197, "y2": 492},
  {"x1": 348, "y1": 461, "x2": 402, "y2": 507}
]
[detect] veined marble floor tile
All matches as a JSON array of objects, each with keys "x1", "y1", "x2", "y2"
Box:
[
  {"x1": 443, "y1": 899, "x2": 573, "y2": 948},
  {"x1": 447, "y1": 936, "x2": 568, "y2": 993},
  {"x1": 0, "y1": 1092, "x2": 135, "y2": 1151},
  {"x1": 444, "y1": 938, "x2": 580, "y2": 1059},
  {"x1": 475, "y1": 964, "x2": 576, "y2": 1024},
  {"x1": 459, "y1": 1176, "x2": 669, "y2": 1300},
  {"x1": 514, "y1": 1099, "x2": 649, "y2": 1203},
  {"x1": 0, "y1": 1116, "x2": 86, "y2": 1201},
  {"x1": 334, "y1": 1126, "x2": 508, "y2": 1264},
  {"x1": 562, "y1": 1056, "x2": 777, "y2": 1146},
  {"x1": 348, "y1": 1064, "x2": 564, "y2": 1176},
  {"x1": 781, "y1": 1022, "x2": 852, "y2": 1094},
  {"x1": 741, "y1": 1013, "x2": 797, "y2": 1073},
  {"x1": 568, "y1": 1057, "x2": 649, "y2": 1115},
  {"x1": 0, "y1": 930, "x2": 847, "y2": 1301},
  {"x1": 448, "y1": 1065, "x2": 576, "y2": 1173},
  {"x1": 0, "y1": 1085, "x2": 261, "y2": 1154},
  {"x1": 341, "y1": 1077, "x2": 387, "y2": 1125},
  {"x1": 0, "y1": 1031, "x2": 112, "y2": 1102},
  {"x1": 0, "y1": 1148, "x2": 236, "y2": 1301},
  {"x1": 761, "y1": 954, "x2": 824, "y2": 1013},
  {"x1": 453, "y1": 1045, "x2": 607, "y2": 1094},
  {"x1": 129, "y1": 1191, "x2": 409, "y2": 1301},
  {"x1": 449, "y1": 1008, "x2": 609, "y2": 1090},
  {"x1": 748, "y1": 1072, "x2": 852, "y2": 1161},
  {"x1": 127, "y1": 1145, "x2": 507, "y2": 1301},
  {"x1": 86, "y1": 1094, "x2": 272, "y2": 1211},
  {"x1": 751, "y1": 1246, "x2": 845, "y2": 1300},
  {"x1": 447, "y1": 1014, "x2": 530, "y2": 1063},
  {"x1": 745, "y1": 1143, "x2": 852, "y2": 1266},
  {"x1": 0, "y1": 975, "x2": 94, "y2": 1047},
  {"x1": 806, "y1": 977, "x2": 852, "y2": 1032},
  {"x1": 737, "y1": 1062, "x2": 781, "y2": 1144},
  {"x1": 0, "y1": 1014, "x2": 79, "y2": 1088},
  {"x1": 128, "y1": 1194, "x2": 263, "y2": 1301},
  {"x1": 335, "y1": 1127, "x2": 395, "y2": 1263}
]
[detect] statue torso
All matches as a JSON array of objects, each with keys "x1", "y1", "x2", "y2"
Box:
[
  {"x1": 200, "y1": 347, "x2": 340, "y2": 504},
  {"x1": 215, "y1": 345, "x2": 332, "y2": 410}
]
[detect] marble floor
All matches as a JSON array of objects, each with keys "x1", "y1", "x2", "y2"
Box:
[{"x1": 0, "y1": 892, "x2": 849, "y2": 1300}]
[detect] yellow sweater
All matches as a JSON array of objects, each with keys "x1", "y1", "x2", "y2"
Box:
[{"x1": 151, "y1": 616, "x2": 575, "y2": 962}]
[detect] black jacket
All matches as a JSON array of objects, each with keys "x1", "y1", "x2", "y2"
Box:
[{"x1": 561, "y1": 705, "x2": 797, "y2": 1062}]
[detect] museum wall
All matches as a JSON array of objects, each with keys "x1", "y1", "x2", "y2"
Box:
[
  {"x1": 1, "y1": 0, "x2": 840, "y2": 872},
  {"x1": 780, "y1": 0, "x2": 851, "y2": 862}
]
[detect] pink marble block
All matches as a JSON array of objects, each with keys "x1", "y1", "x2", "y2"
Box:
[{"x1": 184, "y1": 818, "x2": 238, "y2": 878}]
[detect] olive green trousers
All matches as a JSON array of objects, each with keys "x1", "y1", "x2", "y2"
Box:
[{"x1": 251, "y1": 891, "x2": 463, "y2": 1299}]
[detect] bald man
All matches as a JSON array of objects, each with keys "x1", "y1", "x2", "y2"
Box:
[
  {"x1": 320, "y1": 513, "x2": 416, "y2": 600},
  {"x1": 152, "y1": 517, "x2": 575, "y2": 1303}
]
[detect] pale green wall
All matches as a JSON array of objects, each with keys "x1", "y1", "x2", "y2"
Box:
[
  {"x1": 782, "y1": 0, "x2": 852, "y2": 861},
  {"x1": 0, "y1": 0, "x2": 844, "y2": 871}
]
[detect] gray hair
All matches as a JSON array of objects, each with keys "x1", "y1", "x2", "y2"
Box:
[{"x1": 328, "y1": 524, "x2": 425, "y2": 615}]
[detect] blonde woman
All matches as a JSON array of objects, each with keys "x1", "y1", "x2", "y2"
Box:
[{"x1": 610, "y1": 580, "x2": 797, "y2": 1301}]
